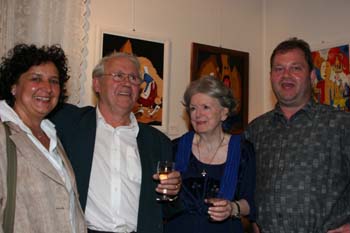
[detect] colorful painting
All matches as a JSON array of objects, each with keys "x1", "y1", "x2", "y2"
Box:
[
  {"x1": 190, "y1": 43, "x2": 249, "y2": 133},
  {"x1": 312, "y1": 44, "x2": 350, "y2": 111},
  {"x1": 101, "y1": 31, "x2": 169, "y2": 131}
]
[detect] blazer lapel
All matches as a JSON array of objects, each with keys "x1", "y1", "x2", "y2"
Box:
[
  {"x1": 56, "y1": 140, "x2": 79, "y2": 195},
  {"x1": 10, "y1": 129, "x2": 65, "y2": 186}
]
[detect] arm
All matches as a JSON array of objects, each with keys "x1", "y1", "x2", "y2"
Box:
[
  {"x1": 0, "y1": 123, "x2": 8, "y2": 233},
  {"x1": 207, "y1": 138, "x2": 256, "y2": 222}
]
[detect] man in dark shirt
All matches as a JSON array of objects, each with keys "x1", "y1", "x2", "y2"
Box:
[{"x1": 245, "y1": 37, "x2": 350, "y2": 233}]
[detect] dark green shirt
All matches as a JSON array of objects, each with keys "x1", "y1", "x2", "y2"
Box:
[{"x1": 245, "y1": 100, "x2": 350, "y2": 233}]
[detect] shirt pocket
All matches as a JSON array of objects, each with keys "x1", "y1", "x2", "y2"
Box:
[{"x1": 125, "y1": 146, "x2": 142, "y2": 184}]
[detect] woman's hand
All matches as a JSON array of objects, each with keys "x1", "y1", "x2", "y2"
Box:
[{"x1": 206, "y1": 198, "x2": 235, "y2": 221}]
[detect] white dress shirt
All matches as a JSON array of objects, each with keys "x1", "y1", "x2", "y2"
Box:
[
  {"x1": 85, "y1": 106, "x2": 141, "y2": 232},
  {"x1": 0, "y1": 100, "x2": 77, "y2": 233}
]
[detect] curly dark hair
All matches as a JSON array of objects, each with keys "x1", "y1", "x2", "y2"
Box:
[{"x1": 0, "y1": 43, "x2": 70, "y2": 107}]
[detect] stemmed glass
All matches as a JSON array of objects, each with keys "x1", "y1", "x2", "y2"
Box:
[
  {"x1": 156, "y1": 161, "x2": 175, "y2": 202},
  {"x1": 205, "y1": 182, "x2": 220, "y2": 221}
]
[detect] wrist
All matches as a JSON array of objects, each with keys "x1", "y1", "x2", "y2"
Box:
[{"x1": 231, "y1": 200, "x2": 241, "y2": 218}]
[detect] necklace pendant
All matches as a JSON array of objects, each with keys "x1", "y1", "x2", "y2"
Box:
[{"x1": 201, "y1": 169, "x2": 207, "y2": 177}]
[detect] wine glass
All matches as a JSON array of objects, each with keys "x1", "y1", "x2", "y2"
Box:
[
  {"x1": 156, "y1": 160, "x2": 175, "y2": 202},
  {"x1": 205, "y1": 182, "x2": 220, "y2": 221}
]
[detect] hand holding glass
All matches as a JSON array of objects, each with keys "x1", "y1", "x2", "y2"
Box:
[{"x1": 156, "y1": 161, "x2": 175, "y2": 201}]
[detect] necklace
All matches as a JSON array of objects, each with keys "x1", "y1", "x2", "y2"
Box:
[
  {"x1": 196, "y1": 134, "x2": 225, "y2": 177},
  {"x1": 32, "y1": 129, "x2": 45, "y2": 139}
]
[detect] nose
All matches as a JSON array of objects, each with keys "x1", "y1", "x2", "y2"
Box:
[
  {"x1": 40, "y1": 79, "x2": 53, "y2": 93},
  {"x1": 282, "y1": 67, "x2": 292, "y2": 76},
  {"x1": 195, "y1": 108, "x2": 203, "y2": 118}
]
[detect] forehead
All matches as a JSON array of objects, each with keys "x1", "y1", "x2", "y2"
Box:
[
  {"x1": 26, "y1": 62, "x2": 59, "y2": 74},
  {"x1": 104, "y1": 57, "x2": 138, "y2": 72},
  {"x1": 190, "y1": 92, "x2": 220, "y2": 105},
  {"x1": 272, "y1": 48, "x2": 307, "y2": 65}
]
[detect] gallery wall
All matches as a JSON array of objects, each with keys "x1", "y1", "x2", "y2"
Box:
[
  {"x1": 83, "y1": 0, "x2": 350, "y2": 138},
  {"x1": 263, "y1": 0, "x2": 350, "y2": 110},
  {"x1": 84, "y1": 0, "x2": 263, "y2": 137}
]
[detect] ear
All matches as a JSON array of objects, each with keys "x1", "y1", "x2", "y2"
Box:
[
  {"x1": 92, "y1": 77, "x2": 101, "y2": 94},
  {"x1": 11, "y1": 85, "x2": 17, "y2": 96},
  {"x1": 310, "y1": 69, "x2": 316, "y2": 83},
  {"x1": 221, "y1": 107, "x2": 229, "y2": 121}
]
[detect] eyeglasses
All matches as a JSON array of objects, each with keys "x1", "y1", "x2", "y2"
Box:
[
  {"x1": 271, "y1": 64, "x2": 306, "y2": 75},
  {"x1": 103, "y1": 72, "x2": 142, "y2": 85}
]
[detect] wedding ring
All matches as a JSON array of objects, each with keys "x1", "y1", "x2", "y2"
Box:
[
  {"x1": 175, "y1": 185, "x2": 178, "y2": 189},
  {"x1": 163, "y1": 189, "x2": 167, "y2": 194}
]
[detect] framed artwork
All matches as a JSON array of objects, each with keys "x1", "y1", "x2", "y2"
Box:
[
  {"x1": 312, "y1": 44, "x2": 350, "y2": 111},
  {"x1": 97, "y1": 28, "x2": 170, "y2": 132},
  {"x1": 190, "y1": 43, "x2": 249, "y2": 133}
]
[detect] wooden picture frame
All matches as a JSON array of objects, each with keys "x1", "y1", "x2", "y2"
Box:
[
  {"x1": 97, "y1": 27, "x2": 170, "y2": 132},
  {"x1": 190, "y1": 43, "x2": 249, "y2": 133}
]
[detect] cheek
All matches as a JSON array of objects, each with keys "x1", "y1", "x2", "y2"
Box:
[
  {"x1": 53, "y1": 85, "x2": 61, "y2": 95},
  {"x1": 189, "y1": 112, "x2": 196, "y2": 120},
  {"x1": 133, "y1": 86, "x2": 140, "y2": 97}
]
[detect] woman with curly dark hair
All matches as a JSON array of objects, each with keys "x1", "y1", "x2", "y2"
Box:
[{"x1": 0, "y1": 44, "x2": 86, "y2": 233}]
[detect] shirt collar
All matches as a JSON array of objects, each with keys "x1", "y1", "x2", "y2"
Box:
[
  {"x1": 0, "y1": 100, "x2": 57, "y2": 151},
  {"x1": 272, "y1": 99, "x2": 317, "y2": 123},
  {"x1": 96, "y1": 105, "x2": 139, "y2": 136}
]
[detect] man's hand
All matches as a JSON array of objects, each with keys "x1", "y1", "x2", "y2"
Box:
[{"x1": 153, "y1": 170, "x2": 181, "y2": 196}]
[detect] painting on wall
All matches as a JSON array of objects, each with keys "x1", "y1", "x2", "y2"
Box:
[
  {"x1": 190, "y1": 43, "x2": 249, "y2": 133},
  {"x1": 312, "y1": 44, "x2": 350, "y2": 111},
  {"x1": 99, "y1": 30, "x2": 170, "y2": 132}
]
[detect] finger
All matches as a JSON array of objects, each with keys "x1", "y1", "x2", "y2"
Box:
[
  {"x1": 210, "y1": 199, "x2": 229, "y2": 207},
  {"x1": 155, "y1": 185, "x2": 179, "y2": 195},
  {"x1": 160, "y1": 177, "x2": 181, "y2": 186},
  {"x1": 208, "y1": 210, "x2": 230, "y2": 221},
  {"x1": 152, "y1": 173, "x2": 159, "y2": 180},
  {"x1": 167, "y1": 170, "x2": 181, "y2": 178},
  {"x1": 159, "y1": 177, "x2": 179, "y2": 184}
]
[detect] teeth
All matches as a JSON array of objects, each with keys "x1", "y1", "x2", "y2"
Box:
[{"x1": 35, "y1": 96, "x2": 50, "y2": 101}]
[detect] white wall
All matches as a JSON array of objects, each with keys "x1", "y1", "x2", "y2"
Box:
[
  {"x1": 263, "y1": 0, "x2": 350, "y2": 110},
  {"x1": 84, "y1": 0, "x2": 263, "y2": 138},
  {"x1": 83, "y1": 0, "x2": 350, "y2": 138}
]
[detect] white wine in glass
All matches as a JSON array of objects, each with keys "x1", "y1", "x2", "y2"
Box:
[{"x1": 156, "y1": 161, "x2": 175, "y2": 201}]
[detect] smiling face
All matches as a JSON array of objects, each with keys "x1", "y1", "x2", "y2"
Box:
[
  {"x1": 189, "y1": 93, "x2": 228, "y2": 135},
  {"x1": 12, "y1": 62, "x2": 60, "y2": 122},
  {"x1": 270, "y1": 48, "x2": 313, "y2": 109},
  {"x1": 93, "y1": 57, "x2": 140, "y2": 119}
]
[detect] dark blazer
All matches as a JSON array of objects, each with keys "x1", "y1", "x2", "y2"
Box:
[{"x1": 50, "y1": 103, "x2": 176, "y2": 233}]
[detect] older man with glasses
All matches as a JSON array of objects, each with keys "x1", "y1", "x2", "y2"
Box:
[{"x1": 51, "y1": 52, "x2": 182, "y2": 233}]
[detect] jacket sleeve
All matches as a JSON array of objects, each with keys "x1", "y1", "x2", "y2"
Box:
[
  {"x1": 236, "y1": 139, "x2": 256, "y2": 222},
  {"x1": 0, "y1": 123, "x2": 8, "y2": 233}
]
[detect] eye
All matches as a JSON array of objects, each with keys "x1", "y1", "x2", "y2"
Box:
[
  {"x1": 128, "y1": 74, "x2": 137, "y2": 81},
  {"x1": 272, "y1": 66, "x2": 284, "y2": 73},
  {"x1": 189, "y1": 106, "x2": 196, "y2": 112},
  {"x1": 115, "y1": 72, "x2": 124, "y2": 80},
  {"x1": 290, "y1": 65, "x2": 303, "y2": 73},
  {"x1": 49, "y1": 78, "x2": 60, "y2": 85},
  {"x1": 203, "y1": 105, "x2": 210, "y2": 110},
  {"x1": 30, "y1": 74, "x2": 42, "y2": 82}
]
